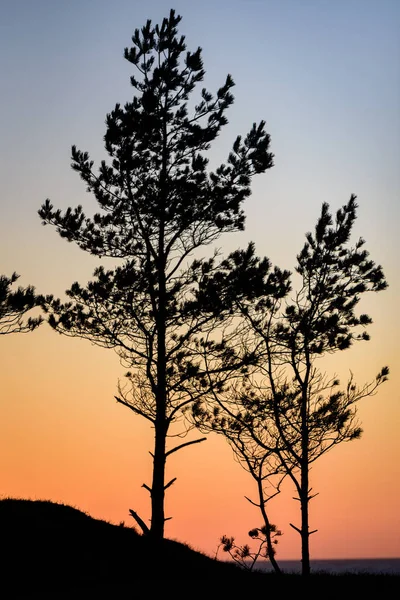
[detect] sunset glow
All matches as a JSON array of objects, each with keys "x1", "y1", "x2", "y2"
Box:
[{"x1": 1, "y1": 0, "x2": 399, "y2": 561}]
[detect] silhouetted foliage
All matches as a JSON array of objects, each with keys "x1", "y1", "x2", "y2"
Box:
[
  {"x1": 38, "y1": 9, "x2": 280, "y2": 540},
  {"x1": 203, "y1": 396, "x2": 287, "y2": 574},
  {"x1": 193, "y1": 196, "x2": 389, "y2": 576},
  {"x1": 217, "y1": 525, "x2": 282, "y2": 572},
  {"x1": 0, "y1": 272, "x2": 42, "y2": 334}
]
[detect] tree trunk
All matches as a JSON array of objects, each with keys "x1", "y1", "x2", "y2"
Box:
[
  {"x1": 259, "y1": 479, "x2": 282, "y2": 575},
  {"x1": 150, "y1": 302, "x2": 167, "y2": 539},
  {"x1": 300, "y1": 381, "x2": 311, "y2": 576},
  {"x1": 150, "y1": 185, "x2": 167, "y2": 540},
  {"x1": 300, "y1": 462, "x2": 310, "y2": 576},
  {"x1": 150, "y1": 409, "x2": 167, "y2": 539},
  {"x1": 267, "y1": 537, "x2": 282, "y2": 575}
]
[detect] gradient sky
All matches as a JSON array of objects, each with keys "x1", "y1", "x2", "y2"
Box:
[{"x1": 0, "y1": 0, "x2": 399, "y2": 561}]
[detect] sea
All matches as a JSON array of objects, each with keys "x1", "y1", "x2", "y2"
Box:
[{"x1": 253, "y1": 558, "x2": 400, "y2": 575}]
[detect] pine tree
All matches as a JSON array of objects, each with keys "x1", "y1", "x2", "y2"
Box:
[
  {"x1": 0, "y1": 272, "x2": 42, "y2": 334},
  {"x1": 38, "y1": 9, "x2": 278, "y2": 540},
  {"x1": 193, "y1": 196, "x2": 389, "y2": 574}
]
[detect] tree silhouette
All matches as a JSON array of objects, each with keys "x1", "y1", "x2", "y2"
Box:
[
  {"x1": 0, "y1": 272, "x2": 42, "y2": 334},
  {"x1": 38, "y1": 9, "x2": 278, "y2": 540},
  {"x1": 193, "y1": 372, "x2": 286, "y2": 574},
  {"x1": 193, "y1": 196, "x2": 389, "y2": 575},
  {"x1": 217, "y1": 526, "x2": 282, "y2": 573}
]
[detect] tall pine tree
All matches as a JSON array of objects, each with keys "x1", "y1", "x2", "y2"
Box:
[{"x1": 38, "y1": 9, "x2": 279, "y2": 540}]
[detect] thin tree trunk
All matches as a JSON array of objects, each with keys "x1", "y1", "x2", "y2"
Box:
[
  {"x1": 300, "y1": 462, "x2": 310, "y2": 576},
  {"x1": 258, "y1": 478, "x2": 282, "y2": 575},
  {"x1": 150, "y1": 104, "x2": 169, "y2": 541},
  {"x1": 300, "y1": 382, "x2": 311, "y2": 576},
  {"x1": 151, "y1": 229, "x2": 167, "y2": 539},
  {"x1": 150, "y1": 287, "x2": 167, "y2": 539}
]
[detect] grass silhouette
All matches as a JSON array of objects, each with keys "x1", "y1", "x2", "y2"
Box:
[{"x1": 0, "y1": 497, "x2": 397, "y2": 597}]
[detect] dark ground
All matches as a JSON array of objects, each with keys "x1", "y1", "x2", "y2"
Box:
[{"x1": 0, "y1": 498, "x2": 397, "y2": 598}]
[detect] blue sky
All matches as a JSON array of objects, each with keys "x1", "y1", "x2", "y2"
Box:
[
  {"x1": 1, "y1": 1, "x2": 398, "y2": 289},
  {"x1": 0, "y1": 0, "x2": 398, "y2": 349}
]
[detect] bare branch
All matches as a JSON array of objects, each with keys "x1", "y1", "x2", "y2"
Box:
[{"x1": 129, "y1": 509, "x2": 150, "y2": 535}]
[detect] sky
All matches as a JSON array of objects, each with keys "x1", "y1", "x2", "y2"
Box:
[{"x1": 0, "y1": 0, "x2": 399, "y2": 561}]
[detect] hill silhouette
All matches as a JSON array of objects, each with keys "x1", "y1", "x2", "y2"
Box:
[
  {"x1": 0, "y1": 497, "x2": 269, "y2": 595},
  {"x1": 0, "y1": 498, "x2": 397, "y2": 597}
]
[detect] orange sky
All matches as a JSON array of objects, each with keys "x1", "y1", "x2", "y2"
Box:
[
  {"x1": 1, "y1": 0, "x2": 399, "y2": 562},
  {"x1": 1, "y1": 305, "x2": 398, "y2": 560}
]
